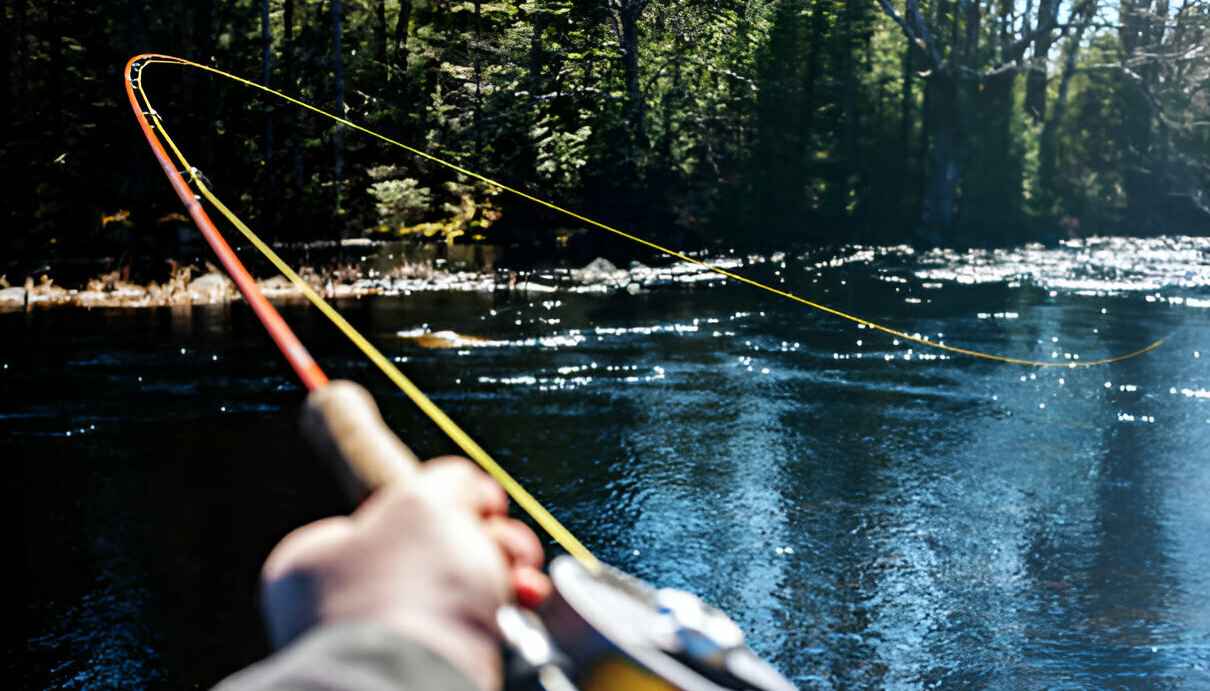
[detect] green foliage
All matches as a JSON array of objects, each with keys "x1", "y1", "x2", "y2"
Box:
[
  {"x1": 2, "y1": 0, "x2": 1208, "y2": 273},
  {"x1": 366, "y1": 167, "x2": 433, "y2": 229},
  {"x1": 532, "y1": 114, "x2": 591, "y2": 193},
  {"x1": 393, "y1": 179, "x2": 503, "y2": 244}
]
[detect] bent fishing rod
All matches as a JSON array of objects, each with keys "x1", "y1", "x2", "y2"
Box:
[
  {"x1": 127, "y1": 54, "x2": 1162, "y2": 370},
  {"x1": 125, "y1": 52, "x2": 1162, "y2": 690},
  {"x1": 126, "y1": 53, "x2": 796, "y2": 691}
]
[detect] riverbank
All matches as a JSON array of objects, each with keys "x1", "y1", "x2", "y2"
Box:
[{"x1": 0, "y1": 255, "x2": 730, "y2": 311}]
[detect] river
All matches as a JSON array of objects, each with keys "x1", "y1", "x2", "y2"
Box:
[{"x1": 6, "y1": 237, "x2": 1210, "y2": 689}]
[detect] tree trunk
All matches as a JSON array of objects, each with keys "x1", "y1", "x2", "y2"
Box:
[
  {"x1": 659, "y1": 32, "x2": 682, "y2": 172},
  {"x1": 799, "y1": 0, "x2": 825, "y2": 217},
  {"x1": 261, "y1": 0, "x2": 275, "y2": 228},
  {"x1": 962, "y1": 70, "x2": 1020, "y2": 243},
  {"x1": 753, "y1": 0, "x2": 805, "y2": 236},
  {"x1": 834, "y1": 0, "x2": 863, "y2": 221},
  {"x1": 261, "y1": 0, "x2": 272, "y2": 87},
  {"x1": 1119, "y1": 0, "x2": 1156, "y2": 233},
  {"x1": 920, "y1": 71, "x2": 960, "y2": 241},
  {"x1": 284, "y1": 0, "x2": 304, "y2": 205},
  {"x1": 194, "y1": 0, "x2": 217, "y2": 170},
  {"x1": 528, "y1": 8, "x2": 544, "y2": 99},
  {"x1": 1024, "y1": 0, "x2": 1057, "y2": 122},
  {"x1": 1, "y1": 0, "x2": 10, "y2": 124},
  {"x1": 473, "y1": 0, "x2": 483, "y2": 166},
  {"x1": 14, "y1": 0, "x2": 25, "y2": 100},
  {"x1": 800, "y1": 1, "x2": 824, "y2": 137},
  {"x1": 375, "y1": 0, "x2": 387, "y2": 82},
  {"x1": 393, "y1": 0, "x2": 411, "y2": 93},
  {"x1": 619, "y1": 1, "x2": 647, "y2": 166},
  {"x1": 899, "y1": 44, "x2": 916, "y2": 220},
  {"x1": 46, "y1": 0, "x2": 62, "y2": 139},
  {"x1": 655, "y1": 28, "x2": 683, "y2": 210},
  {"x1": 399, "y1": 0, "x2": 418, "y2": 84},
  {"x1": 525, "y1": 7, "x2": 545, "y2": 181},
  {"x1": 1037, "y1": 15, "x2": 1089, "y2": 217},
  {"x1": 332, "y1": 0, "x2": 345, "y2": 221},
  {"x1": 962, "y1": 0, "x2": 980, "y2": 113}
]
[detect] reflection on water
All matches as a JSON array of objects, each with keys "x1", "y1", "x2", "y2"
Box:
[{"x1": 6, "y1": 237, "x2": 1210, "y2": 688}]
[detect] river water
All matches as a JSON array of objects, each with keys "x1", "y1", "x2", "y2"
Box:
[{"x1": 6, "y1": 237, "x2": 1210, "y2": 689}]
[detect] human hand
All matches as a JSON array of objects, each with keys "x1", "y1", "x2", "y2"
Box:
[{"x1": 259, "y1": 382, "x2": 552, "y2": 691}]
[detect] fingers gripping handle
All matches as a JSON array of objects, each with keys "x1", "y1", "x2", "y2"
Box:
[
  {"x1": 301, "y1": 381, "x2": 421, "y2": 501},
  {"x1": 303, "y1": 383, "x2": 572, "y2": 690}
]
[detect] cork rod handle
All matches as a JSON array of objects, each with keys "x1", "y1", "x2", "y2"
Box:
[{"x1": 300, "y1": 380, "x2": 421, "y2": 501}]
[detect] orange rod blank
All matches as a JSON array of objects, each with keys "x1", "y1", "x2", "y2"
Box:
[{"x1": 124, "y1": 54, "x2": 328, "y2": 392}]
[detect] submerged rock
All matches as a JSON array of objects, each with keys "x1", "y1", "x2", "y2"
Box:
[{"x1": 401, "y1": 329, "x2": 492, "y2": 349}]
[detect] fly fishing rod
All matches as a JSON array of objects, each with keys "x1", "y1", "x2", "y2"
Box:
[
  {"x1": 125, "y1": 49, "x2": 1167, "y2": 690},
  {"x1": 125, "y1": 53, "x2": 797, "y2": 691}
]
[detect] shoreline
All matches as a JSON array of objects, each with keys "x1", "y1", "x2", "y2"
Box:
[{"x1": 0, "y1": 256, "x2": 729, "y2": 311}]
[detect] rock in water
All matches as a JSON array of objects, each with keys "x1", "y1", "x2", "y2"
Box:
[
  {"x1": 582, "y1": 257, "x2": 618, "y2": 274},
  {"x1": 571, "y1": 257, "x2": 624, "y2": 286},
  {"x1": 258, "y1": 275, "x2": 299, "y2": 297},
  {"x1": 403, "y1": 330, "x2": 492, "y2": 349},
  {"x1": 188, "y1": 273, "x2": 233, "y2": 303}
]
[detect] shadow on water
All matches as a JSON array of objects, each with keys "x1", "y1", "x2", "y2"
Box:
[{"x1": 6, "y1": 238, "x2": 1210, "y2": 689}]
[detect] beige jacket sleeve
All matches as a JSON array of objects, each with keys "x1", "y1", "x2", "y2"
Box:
[{"x1": 214, "y1": 621, "x2": 480, "y2": 691}]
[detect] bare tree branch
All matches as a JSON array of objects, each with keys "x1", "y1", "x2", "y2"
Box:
[{"x1": 876, "y1": 0, "x2": 943, "y2": 69}]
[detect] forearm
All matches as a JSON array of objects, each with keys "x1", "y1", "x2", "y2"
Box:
[{"x1": 214, "y1": 621, "x2": 479, "y2": 691}]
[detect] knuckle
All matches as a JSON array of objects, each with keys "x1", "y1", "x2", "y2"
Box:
[
  {"x1": 261, "y1": 516, "x2": 354, "y2": 584},
  {"x1": 507, "y1": 520, "x2": 544, "y2": 563},
  {"x1": 425, "y1": 455, "x2": 479, "y2": 477}
]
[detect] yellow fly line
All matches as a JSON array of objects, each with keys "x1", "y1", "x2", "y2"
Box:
[{"x1": 133, "y1": 55, "x2": 1163, "y2": 369}]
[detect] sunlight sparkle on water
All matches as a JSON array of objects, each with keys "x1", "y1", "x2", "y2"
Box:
[{"x1": 906, "y1": 237, "x2": 1210, "y2": 295}]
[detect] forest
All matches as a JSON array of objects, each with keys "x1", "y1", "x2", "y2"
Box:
[{"x1": 3, "y1": 0, "x2": 1210, "y2": 275}]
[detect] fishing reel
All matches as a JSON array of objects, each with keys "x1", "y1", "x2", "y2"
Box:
[{"x1": 500, "y1": 556, "x2": 796, "y2": 691}]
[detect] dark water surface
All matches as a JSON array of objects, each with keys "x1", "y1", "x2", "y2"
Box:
[{"x1": 6, "y1": 238, "x2": 1210, "y2": 689}]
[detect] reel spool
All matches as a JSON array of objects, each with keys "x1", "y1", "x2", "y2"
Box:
[{"x1": 501, "y1": 556, "x2": 796, "y2": 691}]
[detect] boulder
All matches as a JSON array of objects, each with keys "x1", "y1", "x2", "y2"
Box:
[
  {"x1": 571, "y1": 257, "x2": 627, "y2": 286},
  {"x1": 258, "y1": 275, "x2": 299, "y2": 297},
  {"x1": 188, "y1": 273, "x2": 233, "y2": 303}
]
